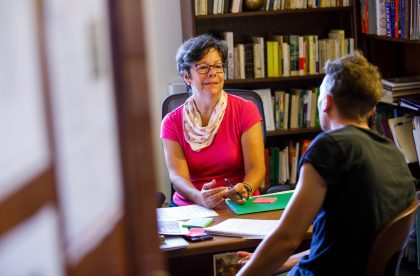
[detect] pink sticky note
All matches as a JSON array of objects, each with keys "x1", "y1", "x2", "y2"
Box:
[
  {"x1": 188, "y1": 228, "x2": 206, "y2": 237},
  {"x1": 253, "y1": 197, "x2": 277, "y2": 204}
]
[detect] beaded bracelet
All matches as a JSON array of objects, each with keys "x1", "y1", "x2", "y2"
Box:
[{"x1": 242, "y1": 182, "x2": 253, "y2": 199}]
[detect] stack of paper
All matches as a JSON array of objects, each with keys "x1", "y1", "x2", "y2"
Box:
[
  {"x1": 160, "y1": 236, "x2": 189, "y2": 251},
  {"x1": 204, "y1": 219, "x2": 278, "y2": 239},
  {"x1": 156, "y1": 204, "x2": 218, "y2": 221}
]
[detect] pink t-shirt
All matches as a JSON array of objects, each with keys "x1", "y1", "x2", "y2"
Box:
[{"x1": 161, "y1": 93, "x2": 262, "y2": 206}]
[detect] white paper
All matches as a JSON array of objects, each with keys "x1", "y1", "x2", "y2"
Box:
[
  {"x1": 160, "y1": 236, "x2": 189, "y2": 251},
  {"x1": 157, "y1": 220, "x2": 189, "y2": 235},
  {"x1": 254, "y1": 89, "x2": 275, "y2": 131},
  {"x1": 44, "y1": 0, "x2": 122, "y2": 264},
  {"x1": 204, "y1": 218, "x2": 278, "y2": 238},
  {"x1": 0, "y1": 0, "x2": 49, "y2": 201},
  {"x1": 0, "y1": 206, "x2": 65, "y2": 276},
  {"x1": 157, "y1": 205, "x2": 219, "y2": 221},
  {"x1": 388, "y1": 116, "x2": 417, "y2": 163}
]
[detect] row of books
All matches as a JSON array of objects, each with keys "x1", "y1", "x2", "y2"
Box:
[
  {"x1": 265, "y1": 140, "x2": 312, "y2": 187},
  {"x1": 360, "y1": 0, "x2": 420, "y2": 40},
  {"x1": 194, "y1": 0, "x2": 350, "y2": 15},
  {"x1": 221, "y1": 30, "x2": 354, "y2": 80},
  {"x1": 380, "y1": 75, "x2": 420, "y2": 103},
  {"x1": 254, "y1": 88, "x2": 320, "y2": 131}
]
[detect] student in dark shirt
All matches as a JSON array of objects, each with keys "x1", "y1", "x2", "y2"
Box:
[{"x1": 237, "y1": 51, "x2": 416, "y2": 276}]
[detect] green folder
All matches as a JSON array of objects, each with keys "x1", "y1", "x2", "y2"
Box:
[{"x1": 225, "y1": 190, "x2": 294, "y2": 215}]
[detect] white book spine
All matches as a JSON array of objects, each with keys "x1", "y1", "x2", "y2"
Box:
[
  {"x1": 376, "y1": 0, "x2": 387, "y2": 35},
  {"x1": 282, "y1": 43, "x2": 290, "y2": 77},
  {"x1": 239, "y1": 44, "x2": 245, "y2": 79},
  {"x1": 223, "y1": 32, "x2": 234, "y2": 80}
]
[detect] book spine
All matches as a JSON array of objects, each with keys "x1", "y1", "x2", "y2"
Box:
[
  {"x1": 282, "y1": 43, "x2": 290, "y2": 77},
  {"x1": 267, "y1": 41, "x2": 275, "y2": 77},
  {"x1": 386, "y1": 0, "x2": 396, "y2": 37},
  {"x1": 298, "y1": 36, "x2": 305, "y2": 76},
  {"x1": 289, "y1": 35, "x2": 299, "y2": 76},
  {"x1": 223, "y1": 32, "x2": 234, "y2": 79},
  {"x1": 244, "y1": 43, "x2": 254, "y2": 79},
  {"x1": 238, "y1": 44, "x2": 245, "y2": 79}
]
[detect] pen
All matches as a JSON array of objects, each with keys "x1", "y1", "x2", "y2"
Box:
[{"x1": 224, "y1": 178, "x2": 245, "y2": 200}]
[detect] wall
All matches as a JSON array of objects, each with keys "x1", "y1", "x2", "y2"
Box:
[{"x1": 142, "y1": 0, "x2": 183, "y2": 200}]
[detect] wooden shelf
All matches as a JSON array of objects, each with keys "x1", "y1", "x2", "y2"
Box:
[
  {"x1": 361, "y1": 34, "x2": 420, "y2": 45},
  {"x1": 267, "y1": 127, "x2": 322, "y2": 137},
  {"x1": 224, "y1": 74, "x2": 325, "y2": 85},
  {"x1": 195, "y1": 7, "x2": 353, "y2": 20}
]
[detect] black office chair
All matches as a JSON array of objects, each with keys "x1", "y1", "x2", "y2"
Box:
[
  {"x1": 159, "y1": 89, "x2": 267, "y2": 203},
  {"x1": 162, "y1": 89, "x2": 266, "y2": 143}
]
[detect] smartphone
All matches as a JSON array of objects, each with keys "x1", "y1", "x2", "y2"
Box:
[{"x1": 183, "y1": 233, "x2": 213, "y2": 242}]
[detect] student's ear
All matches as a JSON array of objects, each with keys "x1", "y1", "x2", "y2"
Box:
[
  {"x1": 183, "y1": 71, "x2": 191, "y2": 86},
  {"x1": 322, "y1": 94, "x2": 333, "y2": 113},
  {"x1": 369, "y1": 106, "x2": 376, "y2": 116}
]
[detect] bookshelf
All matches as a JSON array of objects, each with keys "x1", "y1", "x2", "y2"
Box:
[
  {"x1": 355, "y1": 0, "x2": 420, "y2": 78},
  {"x1": 359, "y1": 34, "x2": 420, "y2": 79},
  {"x1": 180, "y1": 0, "x2": 358, "y2": 189},
  {"x1": 355, "y1": 0, "x2": 420, "y2": 180}
]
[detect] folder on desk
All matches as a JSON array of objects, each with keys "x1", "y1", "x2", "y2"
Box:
[{"x1": 225, "y1": 190, "x2": 294, "y2": 215}]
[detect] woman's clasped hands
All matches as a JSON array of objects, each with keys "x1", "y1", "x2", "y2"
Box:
[
  {"x1": 198, "y1": 179, "x2": 251, "y2": 208},
  {"x1": 198, "y1": 179, "x2": 228, "y2": 208}
]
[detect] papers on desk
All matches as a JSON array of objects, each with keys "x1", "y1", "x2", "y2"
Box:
[
  {"x1": 160, "y1": 236, "x2": 189, "y2": 251},
  {"x1": 204, "y1": 219, "x2": 279, "y2": 239},
  {"x1": 156, "y1": 204, "x2": 218, "y2": 221},
  {"x1": 157, "y1": 220, "x2": 189, "y2": 235}
]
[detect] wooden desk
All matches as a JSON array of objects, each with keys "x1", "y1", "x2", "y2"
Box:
[{"x1": 164, "y1": 204, "x2": 312, "y2": 275}]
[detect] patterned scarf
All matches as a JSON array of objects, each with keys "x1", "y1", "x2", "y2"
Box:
[{"x1": 183, "y1": 91, "x2": 228, "y2": 151}]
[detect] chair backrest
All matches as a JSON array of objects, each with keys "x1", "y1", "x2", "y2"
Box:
[
  {"x1": 161, "y1": 89, "x2": 266, "y2": 143},
  {"x1": 364, "y1": 198, "x2": 419, "y2": 276}
]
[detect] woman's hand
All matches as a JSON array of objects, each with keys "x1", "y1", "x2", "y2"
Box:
[
  {"x1": 198, "y1": 179, "x2": 228, "y2": 209},
  {"x1": 237, "y1": 251, "x2": 252, "y2": 267},
  {"x1": 225, "y1": 182, "x2": 249, "y2": 205}
]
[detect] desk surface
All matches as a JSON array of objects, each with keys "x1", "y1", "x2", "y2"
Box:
[{"x1": 164, "y1": 204, "x2": 312, "y2": 258}]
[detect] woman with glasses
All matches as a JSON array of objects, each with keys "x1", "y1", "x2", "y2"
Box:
[{"x1": 161, "y1": 34, "x2": 265, "y2": 208}]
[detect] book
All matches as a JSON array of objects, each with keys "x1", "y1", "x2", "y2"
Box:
[
  {"x1": 400, "y1": 96, "x2": 420, "y2": 112},
  {"x1": 204, "y1": 218, "x2": 278, "y2": 238},
  {"x1": 252, "y1": 36, "x2": 265, "y2": 78},
  {"x1": 157, "y1": 220, "x2": 189, "y2": 235},
  {"x1": 254, "y1": 88, "x2": 275, "y2": 131},
  {"x1": 223, "y1": 32, "x2": 235, "y2": 80},
  {"x1": 382, "y1": 76, "x2": 420, "y2": 88},
  {"x1": 182, "y1": 217, "x2": 214, "y2": 228},
  {"x1": 225, "y1": 190, "x2": 294, "y2": 215},
  {"x1": 244, "y1": 43, "x2": 254, "y2": 79}
]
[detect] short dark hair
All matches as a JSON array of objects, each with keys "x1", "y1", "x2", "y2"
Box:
[
  {"x1": 323, "y1": 51, "x2": 382, "y2": 121},
  {"x1": 175, "y1": 34, "x2": 227, "y2": 78}
]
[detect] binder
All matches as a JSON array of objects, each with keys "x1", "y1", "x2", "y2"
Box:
[{"x1": 225, "y1": 190, "x2": 294, "y2": 215}]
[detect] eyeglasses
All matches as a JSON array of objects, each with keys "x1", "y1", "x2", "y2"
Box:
[{"x1": 192, "y1": 63, "x2": 225, "y2": 74}]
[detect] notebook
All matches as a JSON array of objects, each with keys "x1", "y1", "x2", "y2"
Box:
[
  {"x1": 225, "y1": 190, "x2": 294, "y2": 215},
  {"x1": 204, "y1": 218, "x2": 278, "y2": 239}
]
